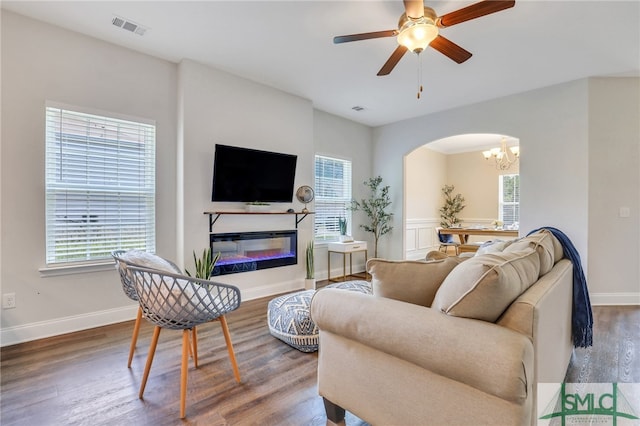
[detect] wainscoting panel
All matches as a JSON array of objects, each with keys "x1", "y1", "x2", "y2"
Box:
[{"x1": 405, "y1": 218, "x2": 440, "y2": 260}]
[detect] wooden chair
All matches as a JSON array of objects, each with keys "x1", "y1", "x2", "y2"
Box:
[
  {"x1": 129, "y1": 266, "x2": 242, "y2": 419},
  {"x1": 436, "y1": 227, "x2": 460, "y2": 255},
  {"x1": 111, "y1": 250, "x2": 183, "y2": 368}
]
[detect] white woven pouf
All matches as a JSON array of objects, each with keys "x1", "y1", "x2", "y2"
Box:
[{"x1": 267, "y1": 281, "x2": 372, "y2": 353}]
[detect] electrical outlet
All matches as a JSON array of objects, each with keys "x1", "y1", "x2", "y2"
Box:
[{"x1": 3, "y1": 293, "x2": 16, "y2": 309}]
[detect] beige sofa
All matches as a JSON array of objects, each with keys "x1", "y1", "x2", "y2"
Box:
[{"x1": 311, "y1": 230, "x2": 574, "y2": 426}]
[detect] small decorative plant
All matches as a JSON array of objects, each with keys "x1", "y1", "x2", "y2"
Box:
[
  {"x1": 338, "y1": 217, "x2": 347, "y2": 236},
  {"x1": 349, "y1": 176, "x2": 393, "y2": 258},
  {"x1": 305, "y1": 241, "x2": 314, "y2": 280},
  {"x1": 186, "y1": 247, "x2": 221, "y2": 279},
  {"x1": 439, "y1": 185, "x2": 465, "y2": 228}
]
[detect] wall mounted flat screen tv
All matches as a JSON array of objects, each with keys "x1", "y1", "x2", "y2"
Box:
[{"x1": 211, "y1": 144, "x2": 297, "y2": 202}]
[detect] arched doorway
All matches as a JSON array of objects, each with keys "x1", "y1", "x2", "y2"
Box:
[{"x1": 404, "y1": 133, "x2": 520, "y2": 259}]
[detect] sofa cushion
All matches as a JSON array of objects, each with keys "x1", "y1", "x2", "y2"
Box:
[
  {"x1": 367, "y1": 257, "x2": 464, "y2": 307},
  {"x1": 503, "y1": 229, "x2": 557, "y2": 275},
  {"x1": 433, "y1": 249, "x2": 540, "y2": 322},
  {"x1": 475, "y1": 239, "x2": 515, "y2": 255}
]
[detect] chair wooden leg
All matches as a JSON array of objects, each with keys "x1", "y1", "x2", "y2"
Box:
[
  {"x1": 128, "y1": 306, "x2": 143, "y2": 368},
  {"x1": 191, "y1": 327, "x2": 198, "y2": 368},
  {"x1": 180, "y1": 329, "x2": 189, "y2": 419},
  {"x1": 139, "y1": 326, "x2": 161, "y2": 399},
  {"x1": 218, "y1": 315, "x2": 241, "y2": 383}
]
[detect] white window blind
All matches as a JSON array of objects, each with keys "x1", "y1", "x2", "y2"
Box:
[
  {"x1": 499, "y1": 174, "x2": 520, "y2": 226},
  {"x1": 314, "y1": 155, "x2": 352, "y2": 242},
  {"x1": 45, "y1": 104, "x2": 156, "y2": 265}
]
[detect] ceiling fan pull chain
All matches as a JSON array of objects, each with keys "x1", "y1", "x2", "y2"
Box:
[{"x1": 417, "y1": 53, "x2": 424, "y2": 99}]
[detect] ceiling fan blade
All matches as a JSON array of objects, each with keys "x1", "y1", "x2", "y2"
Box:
[
  {"x1": 377, "y1": 45, "x2": 409, "y2": 76},
  {"x1": 404, "y1": 0, "x2": 425, "y2": 19},
  {"x1": 437, "y1": 0, "x2": 515, "y2": 28},
  {"x1": 333, "y1": 30, "x2": 398, "y2": 44},
  {"x1": 430, "y1": 35, "x2": 472, "y2": 64}
]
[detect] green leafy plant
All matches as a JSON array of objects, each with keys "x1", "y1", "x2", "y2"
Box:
[
  {"x1": 349, "y1": 176, "x2": 393, "y2": 258},
  {"x1": 186, "y1": 247, "x2": 221, "y2": 279},
  {"x1": 439, "y1": 184, "x2": 465, "y2": 228},
  {"x1": 305, "y1": 241, "x2": 314, "y2": 279},
  {"x1": 338, "y1": 217, "x2": 347, "y2": 235}
]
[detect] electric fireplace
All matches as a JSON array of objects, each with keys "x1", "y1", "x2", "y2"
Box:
[{"x1": 209, "y1": 230, "x2": 297, "y2": 276}]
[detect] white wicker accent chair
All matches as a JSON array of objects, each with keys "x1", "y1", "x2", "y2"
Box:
[{"x1": 128, "y1": 266, "x2": 242, "y2": 419}]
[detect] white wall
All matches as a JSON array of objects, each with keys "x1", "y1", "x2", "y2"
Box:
[
  {"x1": 1, "y1": 11, "x2": 178, "y2": 344},
  {"x1": 2, "y1": 11, "x2": 636, "y2": 346},
  {"x1": 313, "y1": 109, "x2": 373, "y2": 278},
  {"x1": 587, "y1": 77, "x2": 640, "y2": 304},
  {"x1": 374, "y1": 78, "x2": 640, "y2": 304},
  {"x1": 0, "y1": 12, "x2": 373, "y2": 345},
  {"x1": 447, "y1": 150, "x2": 519, "y2": 222},
  {"x1": 404, "y1": 145, "x2": 446, "y2": 259},
  {"x1": 177, "y1": 59, "x2": 315, "y2": 300}
]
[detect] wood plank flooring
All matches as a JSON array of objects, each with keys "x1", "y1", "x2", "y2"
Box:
[{"x1": 1, "y1": 283, "x2": 638, "y2": 425}]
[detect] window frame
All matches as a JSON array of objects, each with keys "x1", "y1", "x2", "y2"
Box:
[
  {"x1": 313, "y1": 154, "x2": 353, "y2": 244},
  {"x1": 498, "y1": 173, "x2": 520, "y2": 227},
  {"x1": 43, "y1": 102, "x2": 156, "y2": 272}
]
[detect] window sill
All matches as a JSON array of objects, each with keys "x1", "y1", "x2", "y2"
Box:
[{"x1": 39, "y1": 261, "x2": 115, "y2": 278}]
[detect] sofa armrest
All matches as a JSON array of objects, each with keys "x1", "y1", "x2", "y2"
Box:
[
  {"x1": 311, "y1": 289, "x2": 533, "y2": 404},
  {"x1": 366, "y1": 257, "x2": 464, "y2": 307}
]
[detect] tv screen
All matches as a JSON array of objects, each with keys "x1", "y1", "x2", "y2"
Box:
[{"x1": 211, "y1": 144, "x2": 297, "y2": 203}]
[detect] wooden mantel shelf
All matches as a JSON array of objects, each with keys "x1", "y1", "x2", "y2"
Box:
[{"x1": 203, "y1": 211, "x2": 314, "y2": 231}]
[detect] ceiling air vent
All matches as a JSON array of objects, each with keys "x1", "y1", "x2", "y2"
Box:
[{"x1": 112, "y1": 15, "x2": 148, "y2": 36}]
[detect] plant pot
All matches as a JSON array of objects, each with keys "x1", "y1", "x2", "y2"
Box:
[
  {"x1": 246, "y1": 204, "x2": 271, "y2": 213},
  {"x1": 305, "y1": 278, "x2": 316, "y2": 290},
  {"x1": 339, "y1": 235, "x2": 353, "y2": 242}
]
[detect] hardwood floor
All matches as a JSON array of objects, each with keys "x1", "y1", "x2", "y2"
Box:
[{"x1": 1, "y1": 283, "x2": 638, "y2": 425}]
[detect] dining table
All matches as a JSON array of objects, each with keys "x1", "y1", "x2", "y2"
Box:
[{"x1": 439, "y1": 227, "x2": 519, "y2": 244}]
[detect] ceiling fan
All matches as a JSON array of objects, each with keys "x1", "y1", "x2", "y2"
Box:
[{"x1": 334, "y1": 0, "x2": 515, "y2": 77}]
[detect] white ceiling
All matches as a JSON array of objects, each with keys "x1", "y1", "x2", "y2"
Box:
[{"x1": 3, "y1": 0, "x2": 639, "y2": 131}]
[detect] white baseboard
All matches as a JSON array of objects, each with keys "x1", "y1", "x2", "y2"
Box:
[
  {"x1": 240, "y1": 279, "x2": 304, "y2": 301},
  {"x1": 5, "y1": 289, "x2": 633, "y2": 348},
  {"x1": 0, "y1": 280, "x2": 306, "y2": 347},
  {"x1": 1, "y1": 304, "x2": 138, "y2": 347},
  {"x1": 590, "y1": 292, "x2": 640, "y2": 306}
]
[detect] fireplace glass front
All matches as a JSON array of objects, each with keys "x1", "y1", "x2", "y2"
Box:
[{"x1": 209, "y1": 230, "x2": 297, "y2": 276}]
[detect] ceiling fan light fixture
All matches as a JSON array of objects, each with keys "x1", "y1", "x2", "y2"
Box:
[{"x1": 397, "y1": 20, "x2": 438, "y2": 53}]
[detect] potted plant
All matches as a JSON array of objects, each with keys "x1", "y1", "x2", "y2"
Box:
[
  {"x1": 439, "y1": 184, "x2": 465, "y2": 229},
  {"x1": 349, "y1": 176, "x2": 393, "y2": 258},
  {"x1": 245, "y1": 201, "x2": 271, "y2": 213},
  {"x1": 338, "y1": 217, "x2": 352, "y2": 242},
  {"x1": 305, "y1": 241, "x2": 315, "y2": 290},
  {"x1": 185, "y1": 247, "x2": 221, "y2": 279}
]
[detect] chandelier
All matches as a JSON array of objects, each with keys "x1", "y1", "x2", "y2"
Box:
[{"x1": 482, "y1": 137, "x2": 519, "y2": 170}]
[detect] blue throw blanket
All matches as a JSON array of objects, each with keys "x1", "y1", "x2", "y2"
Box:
[{"x1": 528, "y1": 227, "x2": 593, "y2": 348}]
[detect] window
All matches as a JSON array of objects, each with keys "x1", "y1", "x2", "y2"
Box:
[
  {"x1": 499, "y1": 174, "x2": 520, "y2": 227},
  {"x1": 314, "y1": 155, "x2": 352, "y2": 242},
  {"x1": 45, "y1": 103, "x2": 156, "y2": 265}
]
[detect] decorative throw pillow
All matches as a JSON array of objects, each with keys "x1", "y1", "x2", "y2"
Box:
[
  {"x1": 119, "y1": 250, "x2": 180, "y2": 273},
  {"x1": 432, "y1": 249, "x2": 540, "y2": 322},
  {"x1": 367, "y1": 257, "x2": 465, "y2": 307},
  {"x1": 503, "y1": 229, "x2": 557, "y2": 275}
]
